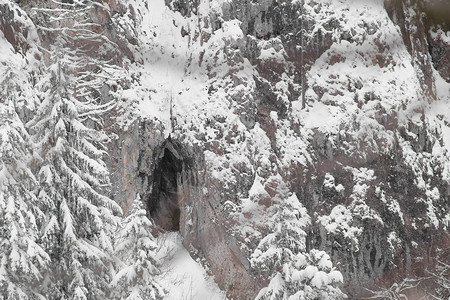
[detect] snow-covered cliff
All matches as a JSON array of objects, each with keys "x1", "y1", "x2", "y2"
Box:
[{"x1": 1, "y1": 0, "x2": 449, "y2": 299}]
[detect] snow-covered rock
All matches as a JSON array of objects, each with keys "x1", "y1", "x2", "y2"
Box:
[{"x1": 2, "y1": 0, "x2": 449, "y2": 298}]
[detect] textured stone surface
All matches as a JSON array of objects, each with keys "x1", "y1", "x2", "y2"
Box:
[
  {"x1": 9, "y1": 0, "x2": 448, "y2": 298},
  {"x1": 105, "y1": 0, "x2": 449, "y2": 298}
]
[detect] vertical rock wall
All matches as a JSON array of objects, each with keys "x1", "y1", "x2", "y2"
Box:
[
  {"x1": 6, "y1": 0, "x2": 443, "y2": 298},
  {"x1": 104, "y1": 0, "x2": 450, "y2": 298},
  {"x1": 108, "y1": 119, "x2": 259, "y2": 299}
]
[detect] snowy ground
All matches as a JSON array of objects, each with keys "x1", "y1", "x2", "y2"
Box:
[{"x1": 156, "y1": 232, "x2": 228, "y2": 300}]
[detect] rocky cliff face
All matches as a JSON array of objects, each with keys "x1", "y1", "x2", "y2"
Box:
[
  {"x1": 107, "y1": 0, "x2": 450, "y2": 298},
  {"x1": 4, "y1": 0, "x2": 450, "y2": 298}
]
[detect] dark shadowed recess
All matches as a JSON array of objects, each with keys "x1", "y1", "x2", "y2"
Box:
[{"x1": 148, "y1": 142, "x2": 182, "y2": 231}]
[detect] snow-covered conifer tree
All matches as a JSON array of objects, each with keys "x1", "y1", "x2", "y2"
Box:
[
  {"x1": 251, "y1": 193, "x2": 310, "y2": 299},
  {"x1": 111, "y1": 194, "x2": 164, "y2": 300},
  {"x1": 288, "y1": 249, "x2": 345, "y2": 300},
  {"x1": 251, "y1": 193, "x2": 345, "y2": 300},
  {"x1": 29, "y1": 41, "x2": 120, "y2": 300},
  {"x1": 0, "y1": 97, "x2": 50, "y2": 299},
  {"x1": 28, "y1": 1, "x2": 122, "y2": 298}
]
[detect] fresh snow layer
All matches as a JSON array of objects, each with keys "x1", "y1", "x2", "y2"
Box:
[
  {"x1": 429, "y1": 71, "x2": 450, "y2": 151},
  {"x1": 156, "y1": 232, "x2": 228, "y2": 300}
]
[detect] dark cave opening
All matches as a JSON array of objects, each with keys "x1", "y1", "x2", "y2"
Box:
[{"x1": 148, "y1": 146, "x2": 182, "y2": 231}]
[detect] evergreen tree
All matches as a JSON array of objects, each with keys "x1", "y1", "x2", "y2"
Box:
[
  {"x1": 251, "y1": 193, "x2": 344, "y2": 300},
  {"x1": 0, "y1": 96, "x2": 50, "y2": 299},
  {"x1": 111, "y1": 194, "x2": 165, "y2": 300},
  {"x1": 35, "y1": 0, "x2": 124, "y2": 107},
  {"x1": 251, "y1": 193, "x2": 310, "y2": 300},
  {"x1": 287, "y1": 250, "x2": 345, "y2": 300},
  {"x1": 28, "y1": 1, "x2": 122, "y2": 298}
]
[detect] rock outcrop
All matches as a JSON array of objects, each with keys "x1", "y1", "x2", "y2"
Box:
[
  {"x1": 5, "y1": 0, "x2": 450, "y2": 298},
  {"x1": 106, "y1": 0, "x2": 450, "y2": 298}
]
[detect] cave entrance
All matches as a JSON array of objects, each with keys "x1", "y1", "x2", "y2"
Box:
[{"x1": 148, "y1": 144, "x2": 182, "y2": 231}]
